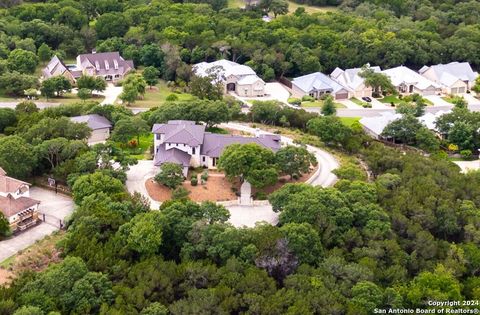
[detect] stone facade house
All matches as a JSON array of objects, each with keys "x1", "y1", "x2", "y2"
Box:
[
  {"x1": 193, "y1": 60, "x2": 266, "y2": 97},
  {"x1": 382, "y1": 66, "x2": 441, "y2": 96},
  {"x1": 291, "y1": 72, "x2": 351, "y2": 100},
  {"x1": 330, "y1": 66, "x2": 382, "y2": 98}
]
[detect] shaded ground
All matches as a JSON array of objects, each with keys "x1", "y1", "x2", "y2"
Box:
[{"x1": 0, "y1": 232, "x2": 64, "y2": 286}]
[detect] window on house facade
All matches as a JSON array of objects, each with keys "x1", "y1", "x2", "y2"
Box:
[
  {"x1": 202, "y1": 156, "x2": 205, "y2": 162},
  {"x1": 113, "y1": 59, "x2": 118, "y2": 69},
  {"x1": 95, "y1": 61, "x2": 100, "y2": 70},
  {"x1": 104, "y1": 60, "x2": 109, "y2": 70},
  {"x1": 156, "y1": 134, "x2": 160, "y2": 140},
  {"x1": 192, "y1": 147, "x2": 196, "y2": 154}
]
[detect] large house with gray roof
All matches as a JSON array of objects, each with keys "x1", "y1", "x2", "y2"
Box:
[
  {"x1": 291, "y1": 72, "x2": 351, "y2": 100},
  {"x1": 382, "y1": 66, "x2": 441, "y2": 96},
  {"x1": 152, "y1": 120, "x2": 281, "y2": 176},
  {"x1": 419, "y1": 62, "x2": 478, "y2": 95},
  {"x1": 193, "y1": 59, "x2": 266, "y2": 97},
  {"x1": 43, "y1": 51, "x2": 134, "y2": 83}
]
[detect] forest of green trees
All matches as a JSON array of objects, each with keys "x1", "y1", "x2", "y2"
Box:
[{"x1": 0, "y1": 0, "x2": 480, "y2": 314}]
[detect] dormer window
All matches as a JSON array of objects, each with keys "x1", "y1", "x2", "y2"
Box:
[
  {"x1": 104, "y1": 60, "x2": 109, "y2": 70},
  {"x1": 95, "y1": 61, "x2": 100, "y2": 70},
  {"x1": 113, "y1": 59, "x2": 118, "y2": 70}
]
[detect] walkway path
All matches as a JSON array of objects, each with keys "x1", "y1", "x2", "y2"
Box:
[
  {"x1": 100, "y1": 84, "x2": 123, "y2": 105},
  {"x1": 125, "y1": 160, "x2": 161, "y2": 209}
]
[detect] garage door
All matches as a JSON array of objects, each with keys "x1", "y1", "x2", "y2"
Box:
[
  {"x1": 451, "y1": 87, "x2": 458, "y2": 94},
  {"x1": 422, "y1": 89, "x2": 436, "y2": 96},
  {"x1": 458, "y1": 87, "x2": 466, "y2": 93},
  {"x1": 335, "y1": 93, "x2": 348, "y2": 100}
]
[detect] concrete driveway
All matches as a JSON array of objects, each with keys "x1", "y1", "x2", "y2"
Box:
[
  {"x1": 338, "y1": 99, "x2": 361, "y2": 109},
  {"x1": 125, "y1": 160, "x2": 161, "y2": 209},
  {"x1": 453, "y1": 160, "x2": 480, "y2": 173},
  {"x1": 462, "y1": 93, "x2": 480, "y2": 105},
  {"x1": 424, "y1": 95, "x2": 453, "y2": 107},
  {"x1": 0, "y1": 187, "x2": 74, "y2": 262},
  {"x1": 235, "y1": 82, "x2": 291, "y2": 105},
  {"x1": 100, "y1": 84, "x2": 123, "y2": 105}
]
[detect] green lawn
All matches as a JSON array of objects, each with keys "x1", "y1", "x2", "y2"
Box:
[
  {"x1": 128, "y1": 80, "x2": 195, "y2": 108},
  {"x1": 441, "y1": 96, "x2": 457, "y2": 104},
  {"x1": 44, "y1": 93, "x2": 105, "y2": 104},
  {"x1": 300, "y1": 100, "x2": 345, "y2": 108},
  {"x1": 115, "y1": 134, "x2": 154, "y2": 160},
  {"x1": 379, "y1": 95, "x2": 401, "y2": 104},
  {"x1": 227, "y1": 0, "x2": 337, "y2": 14},
  {"x1": 350, "y1": 97, "x2": 364, "y2": 106},
  {"x1": 339, "y1": 117, "x2": 361, "y2": 127}
]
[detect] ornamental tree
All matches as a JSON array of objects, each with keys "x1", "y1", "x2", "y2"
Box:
[
  {"x1": 154, "y1": 162, "x2": 184, "y2": 189},
  {"x1": 275, "y1": 145, "x2": 317, "y2": 179}
]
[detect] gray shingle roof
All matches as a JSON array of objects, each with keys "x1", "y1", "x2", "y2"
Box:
[
  {"x1": 152, "y1": 121, "x2": 205, "y2": 147},
  {"x1": 292, "y1": 72, "x2": 350, "y2": 94},
  {"x1": 70, "y1": 114, "x2": 112, "y2": 130},
  {"x1": 78, "y1": 51, "x2": 134, "y2": 76},
  {"x1": 154, "y1": 144, "x2": 191, "y2": 167},
  {"x1": 201, "y1": 133, "x2": 281, "y2": 158}
]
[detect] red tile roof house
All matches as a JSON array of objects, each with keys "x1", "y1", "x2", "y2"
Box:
[
  {"x1": 43, "y1": 51, "x2": 134, "y2": 83},
  {"x1": 0, "y1": 168, "x2": 40, "y2": 233},
  {"x1": 152, "y1": 120, "x2": 281, "y2": 176}
]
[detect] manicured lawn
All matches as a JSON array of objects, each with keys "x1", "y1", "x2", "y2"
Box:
[
  {"x1": 44, "y1": 93, "x2": 105, "y2": 104},
  {"x1": 350, "y1": 97, "x2": 364, "y2": 106},
  {"x1": 115, "y1": 134, "x2": 154, "y2": 160},
  {"x1": 379, "y1": 95, "x2": 401, "y2": 104},
  {"x1": 441, "y1": 96, "x2": 456, "y2": 104},
  {"x1": 339, "y1": 117, "x2": 361, "y2": 127},
  {"x1": 301, "y1": 100, "x2": 345, "y2": 108},
  {"x1": 128, "y1": 80, "x2": 195, "y2": 108}
]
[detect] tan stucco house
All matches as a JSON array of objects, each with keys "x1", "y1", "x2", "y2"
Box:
[
  {"x1": 330, "y1": 66, "x2": 382, "y2": 98},
  {"x1": 419, "y1": 62, "x2": 478, "y2": 95},
  {"x1": 291, "y1": 72, "x2": 351, "y2": 100},
  {"x1": 382, "y1": 66, "x2": 441, "y2": 96}
]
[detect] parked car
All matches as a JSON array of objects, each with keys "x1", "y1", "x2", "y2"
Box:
[{"x1": 362, "y1": 97, "x2": 372, "y2": 102}]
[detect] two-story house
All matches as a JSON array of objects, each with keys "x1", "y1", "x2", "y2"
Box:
[
  {"x1": 152, "y1": 120, "x2": 281, "y2": 176},
  {"x1": 0, "y1": 168, "x2": 40, "y2": 232}
]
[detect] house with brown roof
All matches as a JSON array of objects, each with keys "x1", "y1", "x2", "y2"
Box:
[
  {"x1": 43, "y1": 51, "x2": 134, "y2": 83},
  {"x1": 0, "y1": 168, "x2": 40, "y2": 232},
  {"x1": 152, "y1": 120, "x2": 281, "y2": 176}
]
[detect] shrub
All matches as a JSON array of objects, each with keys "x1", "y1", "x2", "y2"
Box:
[
  {"x1": 460, "y1": 149, "x2": 473, "y2": 160},
  {"x1": 191, "y1": 176, "x2": 198, "y2": 186},
  {"x1": 201, "y1": 171, "x2": 208, "y2": 182},
  {"x1": 361, "y1": 102, "x2": 372, "y2": 108},
  {"x1": 128, "y1": 139, "x2": 138, "y2": 148},
  {"x1": 172, "y1": 187, "x2": 190, "y2": 200},
  {"x1": 287, "y1": 97, "x2": 301, "y2": 105},
  {"x1": 301, "y1": 95, "x2": 315, "y2": 102},
  {"x1": 166, "y1": 93, "x2": 178, "y2": 101}
]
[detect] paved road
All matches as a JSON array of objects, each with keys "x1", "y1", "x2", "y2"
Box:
[
  {"x1": 453, "y1": 160, "x2": 480, "y2": 173},
  {"x1": 0, "y1": 187, "x2": 74, "y2": 262}
]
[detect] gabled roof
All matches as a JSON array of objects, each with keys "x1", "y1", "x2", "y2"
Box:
[
  {"x1": 194, "y1": 59, "x2": 257, "y2": 79},
  {"x1": 70, "y1": 114, "x2": 112, "y2": 130},
  {"x1": 152, "y1": 121, "x2": 205, "y2": 147},
  {"x1": 292, "y1": 72, "x2": 350, "y2": 94},
  {"x1": 359, "y1": 112, "x2": 403, "y2": 137},
  {"x1": 423, "y1": 62, "x2": 478, "y2": 83},
  {"x1": 153, "y1": 144, "x2": 191, "y2": 167},
  {"x1": 77, "y1": 51, "x2": 134, "y2": 76},
  {"x1": 382, "y1": 66, "x2": 440, "y2": 90},
  {"x1": 0, "y1": 168, "x2": 30, "y2": 194},
  {"x1": 42, "y1": 55, "x2": 70, "y2": 79},
  {"x1": 0, "y1": 194, "x2": 40, "y2": 218},
  {"x1": 201, "y1": 133, "x2": 281, "y2": 158},
  {"x1": 331, "y1": 66, "x2": 381, "y2": 90}
]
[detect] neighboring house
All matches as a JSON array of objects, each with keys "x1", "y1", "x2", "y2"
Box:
[
  {"x1": 42, "y1": 55, "x2": 77, "y2": 83},
  {"x1": 419, "y1": 62, "x2": 478, "y2": 94},
  {"x1": 382, "y1": 66, "x2": 441, "y2": 96},
  {"x1": 193, "y1": 59, "x2": 266, "y2": 97},
  {"x1": 291, "y1": 72, "x2": 351, "y2": 100},
  {"x1": 43, "y1": 51, "x2": 134, "y2": 82},
  {"x1": 0, "y1": 168, "x2": 40, "y2": 232},
  {"x1": 360, "y1": 110, "x2": 449, "y2": 139},
  {"x1": 330, "y1": 66, "x2": 382, "y2": 98},
  {"x1": 152, "y1": 120, "x2": 281, "y2": 176},
  {"x1": 70, "y1": 114, "x2": 112, "y2": 144}
]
